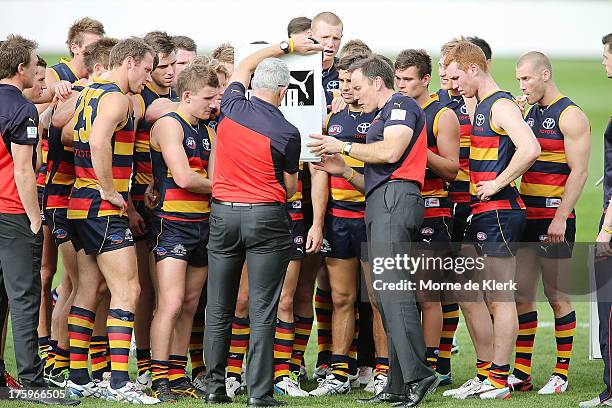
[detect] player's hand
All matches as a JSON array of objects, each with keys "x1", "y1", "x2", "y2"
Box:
[
  {"x1": 331, "y1": 95, "x2": 346, "y2": 114},
  {"x1": 546, "y1": 217, "x2": 567, "y2": 243},
  {"x1": 144, "y1": 182, "x2": 159, "y2": 209},
  {"x1": 305, "y1": 224, "x2": 323, "y2": 254},
  {"x1": 30, "y1": 216, "x2": 42, "y2": 235},
  {"x1": 312, "y1": 153, "x2": 347, "y2": 176},
  {"x1": 291, "y1": 35, "x2": 324, "y2": 54},
  {"x1": 128, "y1": 206, "x2": 147, "y2": 237},
  {"x1": 100, "y1": 189, "x2": 128, "y2": 215},
  {"x1": 596, "y1": 228, "x2": 612, "y2": 257},
  {"x1": 476, "y1": 180, "x2": 500, "y2": 202},
  {"x1": 53, "y1": 80, "x2": 73, "y2": 102},
  {"x1": 307, "y1": 134, "x2": 343, "y2": 156},
  {"x1": 516, "y1": 95, "x2": 528, "y2": 113}
]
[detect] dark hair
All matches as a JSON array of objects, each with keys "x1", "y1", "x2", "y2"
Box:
[
  {"x1": 603, "y1": 33, "x2": 612, "y2": 53},
  {"x1": 171, "y1": 35, "x2": 197, "y2": 53},
  {"x1": 337, "y1": 51, "x2": 370, "y2": 71},
  {"x1": 144, "y1": 31, "x2": 175, "y2": 58},
  {"x1": 348, "y1": 55, "x2": 394, "y2": 89},
  {"x1": 394, "y1": 49, "x2": 431, "y2": 79},
  {"x1": 108, "y1": 37, "x2": 155, "y2": 69},
  {"x1": 37, "y1": 55, "x2": 47, "y2": 68},
  {"x1": 466, "y1": 36, "x2": 492, "y2": 60},
  {"x1": 287, "y1": 17, "x2": 311, "y2": 37},
  {"x1": 0, "y1": 35, "x2": 38, "y2": 80},
  {"x1": 84, "y1": 37, "x2": 119, "y2": 74}
]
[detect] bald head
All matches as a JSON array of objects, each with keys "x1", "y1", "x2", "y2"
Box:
[
  {"x1": 517, "y1": 51, "x2": 553, "y2": 78},
  {"x1": 311, "y1": 12, "x2": 343, "y2": 30}
]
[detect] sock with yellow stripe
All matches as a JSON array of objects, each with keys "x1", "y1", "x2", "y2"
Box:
[
  {"x1": 44, "y1": 340, "x2": 57, "y2": 375},
  {"x1": 315, "y1": 288, "x2": 332, "y2": 367},
  {"x1": 90, "y1": 336, "x2": 109, "y2": 381},
  {"x1": 227, "y1": 316, "x2": 249, "y2": 381},
  {"x1": 512, "y1": 311, "x2": 537, "y2": 381},
  {"x1": 488, "y1": 363, "x2": 510, "y2": 389},
  {"x1": 348, "y1": 305, "x2": 359, "y2": 376},
  {"x1": 476, "y1": 359, "x2": 492, "y2": 382},
  {"x1": 426, "y1": 347, "x2": 438, "y2": 371},
  {"x1": 437, "y1": 303, "x2": 459, "y2": 375},
  {"x1": 38, "y1": 336, "x2": 50, "y2": 361},
  {"x1": 68, "y1": 306, "x2": 95, "y2": 385},
  {"x1": 168, "y1": 355, "x2": 188, "y2": 388},
  {"x1": 553, "y1": 310, "x2": 576, "y2": 381},
  {"x1": 274, "y1": 319, "x2": 295, "y2": 383},
  {"x1": 107, "y1": 309, "x2": 134, "y2": 389},
  {"x1": 136, "y1": 348, "x2": 151, "y2": 377},
  {"x1": 374, "y1": 357, "x2": 389, "y2": 376},
  {"x1": 151, "y1": 360, "x2": 168, "y2": 389},
  {"x1": 330, "y1": 354, "x2": 349, "y2": 383},
  {"x1": 289, "y1": 315, "x2": 313, "y2": 373},
  {"x1": 52, "y1": 346, "x2": 69, "y2": 376},
  {"x1": 189, "y1": 313, "x2": 206, "y2": 378}
]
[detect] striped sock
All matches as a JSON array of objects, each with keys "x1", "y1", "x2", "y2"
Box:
[
  {"x1": 44, "y1": 340, "x2": 57, "y2": 375},
  {"x1": 107, "y1": 309, "x2": 134, "y2": 389},
  {"x1": 426, "y1": 347, "x2": 438, "y2": 371},
  {"x1": 52, "y1": 346, "x2": 70, "y2": 376},
  {"x1": 488, "y1": 363, "x2": 510, "y2": 389},
  {"x1": 348, "y1": 305, "x2": 359, "y2": 375},
  {"x1": 274, "y1": 319, "x2": 295, "y2": 383},
  {"x1": 68, "y1": 306, "x2": 95, "y2": 385},
  {"x1": 476, "y1": 359, "x2": 492, "y2": 382},
  {"x1": 38, "y1": 336, "x2": 50, "y2": 361},
  {"x1": 553, "y1": 311, "x2": 576, "y2": 381},
  {"x1": 90, "y1": 336, "x2": 109, "y2": 381},
  {"x1": 189, "y1": 313, "x2": 206, "y2": 378},
  {"x1": 151, "y1": 360, "x2": 168, "y2": 389},
  {"x1": 437, "y1": 303, "x2": 459, "y2": 375},
  {"x1": 315, "y1": 288, "x2": 333, "y2": 367},
  {"x1": 289, "y1": 315, "x2": 313, "y2": 373},
  {"x1": 330, "y1": 354, "x2": 349, "y2": 383},
  {"x1": 168, "y1": 355, "x2": 188, "y2": 388},
  {"x1": 512, "y1": 311, "x2": 537, "y2": 381},
  {"x1": 136, "y1": 348, "x2": 152, "y2": 377},
  {"x1": 227, "y1": 316, "x2": 249, "y2": 381},
  {"x1": 374, "y1": 357, "x2": 389, "y2": 376}
]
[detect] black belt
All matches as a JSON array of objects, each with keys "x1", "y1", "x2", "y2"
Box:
[{"x1": 212, "y1": 199, "x2": 281, "y2": 208}]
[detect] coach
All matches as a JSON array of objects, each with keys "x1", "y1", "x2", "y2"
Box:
[
  {"x1": 309, "y1": 55, "x2": 436, "y2": 407},
  {"x1": 203, "y1": 36, "x2": 321, "y2": 407}
]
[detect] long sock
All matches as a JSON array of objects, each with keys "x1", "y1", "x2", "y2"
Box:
[
  {"x1": 348, "y1": 304, "x2": 359, "y2": 375},
  {"x1": 476, "y1": 359, "x2": 492, "y2": 382},
  {"x1": 273, "y1": 319, "x2": 295, "y2": 383},
  {"x1": 330, "y1": 354, "x2": 349, "y2": 383},
  {"x1": 38, "y1": 336, "x2": 50, "y2": 361},
  {"x1": 91, "y1": 336, "x2": 109, "y2": 381},
  {"x1": 107, "y1": 309, "x2": 134, "y2": 389},
  {"x1": 45, "y1": 340, "x2": 57, "y2": 375},
  {"x1": 168, "y1": 355, "x2": 188, "y2": 388},
  {"x1": 315, "y1": 288, "x2": 333, "y2": 367},
  {"x1": 512, "y1": 311, "x2": 537, "y2": 381},
  {"x1": 290, "y1": 315, "x2": 313, "y2": 373},
  {"x1": 136, "y1": 348, "x2": 152, "y2": 377},
  {"x1": 437, "y1": 303, "x2": 459, "y2": 375},
  {"x1": 68, "y1": 306, "x2": 95, "y2": 384},
  {"x1": 553, "y1": 311, "x2": 576, "y2": 381},
  {"x1": 189, "y1": 313, "x2": 206, "y2": 378},
  {"x1": 426, "y1": 347, "x2": 438, "y2": 371},
  {"x1": 227, "y1": 316, "x2": 249, "y2": 381},
  {"x1": 151, "y1": 360, "x2": 168, "y2": 389},
  {"x1": 373, "y1": 357, "x2": 389, "y2": 376},
  {"x1": 52, "y1": 346, "x2": 70, "y2": 376},
  {"x1": 488, "y1": 363, "x2": 510, "y2": 388}
]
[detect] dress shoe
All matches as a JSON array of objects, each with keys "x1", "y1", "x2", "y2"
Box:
[
  {"x1": 401, "y1": 375, "x2": 439, "y2": 407},
  {"x1": 357, "y1": 392, "x2": 405, "y2": 404},
  {"x1": 206, "y1": 393, "x2": 232, "y2": 404},
  {"x1": 247, "y1": 396, "x2": 288, "y2": 407}
]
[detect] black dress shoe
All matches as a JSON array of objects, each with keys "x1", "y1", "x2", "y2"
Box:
[
  {"x1": 401, "y1": 375, "x2": 439, "y2": 408},
  {"x1": 206, "y1": 393, "x2": 233, "y2": 404},
  {"x1": 357, "y1": 392, "x2": 406, "y2": 404},
  {"x1": 247, "y1": 396, "x2": 288, "y2": 407}
]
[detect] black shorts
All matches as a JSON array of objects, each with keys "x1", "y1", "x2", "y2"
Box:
[
  {"x1": 44, "y1": 208, "x2": 74, "y2": 246},
  {"x1": 416, "y1": 217, "x2": 452, "y2": 246},
  {"x1": 70, "y1": 215, "x2": 134, "y2": 255},
  {"x1": 38, "y1": 186, "x2": 46, "y2": 225},
  {"x1": 451, "y1": 202, "x2": 471, "y2": 244},
  {"x1": 522, "y1": 217, "x2": 576, "y2": 258},
  {"x1": 132, "y1": 200, "x2": 152, "y2": 242},
  {"x1": 321, "y1": 215, "x2": 367, "y2": 261},
  {"x1": 466, "y1": 209, "x2": 525, "y2": 257},
  {"x1": 290, "y1": 218, "x2": 306, "y2": 260},
  {"x1": 151, "y1": 216, "x2": 209, "y2": 267}
]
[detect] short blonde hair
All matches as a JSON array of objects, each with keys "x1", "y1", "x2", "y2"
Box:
[
  {"x1": 211, "y1": 43, "x2": 234, "y2": 64},
  {"x1": 67, "y1": 17, "x2": 105, "y2": 56},
  {"x1": 177, "y1": 62, "x2": 219, "y2": 96}
]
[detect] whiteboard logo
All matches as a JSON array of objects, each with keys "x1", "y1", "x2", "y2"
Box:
[
  {"x1": 357, "y1": 122, "x2": 370, "y2": 134},
  {"x1": 542, "y1": 118, "x2": 556, "y2": 129},
  {"x1": 475, "y1": 114, "x2": 485, "y2": 126},
  {"x1": 286, "y1": 70, "x2": 315, "y2": 106}
]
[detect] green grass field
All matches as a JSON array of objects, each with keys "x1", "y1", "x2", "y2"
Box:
[{"x1": 1, "y1": 56, "x2": 609, "y2": 407}]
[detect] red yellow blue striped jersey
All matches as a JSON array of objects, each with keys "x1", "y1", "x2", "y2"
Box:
[
  {"x1": 469, "y1": 90, "x2": 525, "y2": 214},
  {"x1": 36, "y1": 137, "x2": 49, "y2": 188},
  {"x1": 68, "y1": 81, "x2": 135, "y2": 219},
  {"x1": 519, "y1": 96, "x2": 578, "y2": 219},
  {"x1": 151, "y1": 112, "x2": 212, "y2": 221}
]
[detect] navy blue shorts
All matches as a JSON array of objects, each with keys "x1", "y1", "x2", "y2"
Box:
[
  {"x1": 151, "y1": 216, "x2": 209, "y2": 267},
  {"x1": 70, "y1": 215, "x2": 134, "y2": 255},
  {"x1": 44, "y1": 208, "x2": 74, "y2": 246},
  {"x1": 522, "y1": 217, "x2": 576, "y2": 258},
  {"x1": 416, "y1": 217, "x2": 452, "y2": 247},
  {"x1": 290, "y1": 218, "x2": 306, "y2": 260},
  {"x1": 321, "y1": 215, "x2": 367, "y2": 261},
  {"x1": 451, "y1": 202, "x2": 471, "y2": 243},
  {"x1": 466, "y1": 209, "x2": 525, "y2": 257}
]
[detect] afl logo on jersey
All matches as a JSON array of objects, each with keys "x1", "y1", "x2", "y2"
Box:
[
  {"x1": 460, "y1": 105, "x2": 468, "y2": 115},
  {"x1": 186, "y1": 137, "x2": 196, "y2": 149},
  {"x1": 328, "y1": 124, "x2": 343, "y2": 135},
  {"x1": 357, "y1": 122, "x2": 370, "y2": 134},
  {"x1": 475, "y1": 114, "x2": 485, "y2": 127},
  {"x1": 527, "y1": 118, "x2": 535, "y2": 127},
  {"x1": 326, "y1": 80, "x2": 339, "y2": 90},
  {"x1": 542, "y1": 118, "x2": 556, "y2": 130}
]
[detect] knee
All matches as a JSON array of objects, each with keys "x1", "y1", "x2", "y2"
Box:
[
  {"x1": 332, "y1": 291, "x2": 356, "y2": 311},
  {"x1": 235, "y1": 293, "x2": 249, "y2": 317},
  {"x1": 158, "y1": 297, "x2": 183, "y2": 321},
  {"x1": 278, "y1": 293, "x2": 294, "y2": 316}
]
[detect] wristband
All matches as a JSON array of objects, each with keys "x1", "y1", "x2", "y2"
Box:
[
  {"x1": 603, "y1": 225, "x2": 612, "y2": 235},
  {"x1": 341, "y1": 142, "x2": 348, "y2": 155},
  {"x1": 345, "y1": 168, "x2": 356, "y2": 182},
  {"x1": 289, "y1": 38, "x2": 295, "y2": 53}
]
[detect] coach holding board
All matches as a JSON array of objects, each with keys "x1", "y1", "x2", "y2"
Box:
[{"x1": 204, "y1": 36, "x2": 321, "y2": 407}]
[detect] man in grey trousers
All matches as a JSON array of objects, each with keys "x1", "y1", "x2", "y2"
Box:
[
  {"x1": 309, "y1": 55, "x2": 436, "y2": 407},
  {"x1": 204, "y1": 36, "x2": 322, "y2": 407}
]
